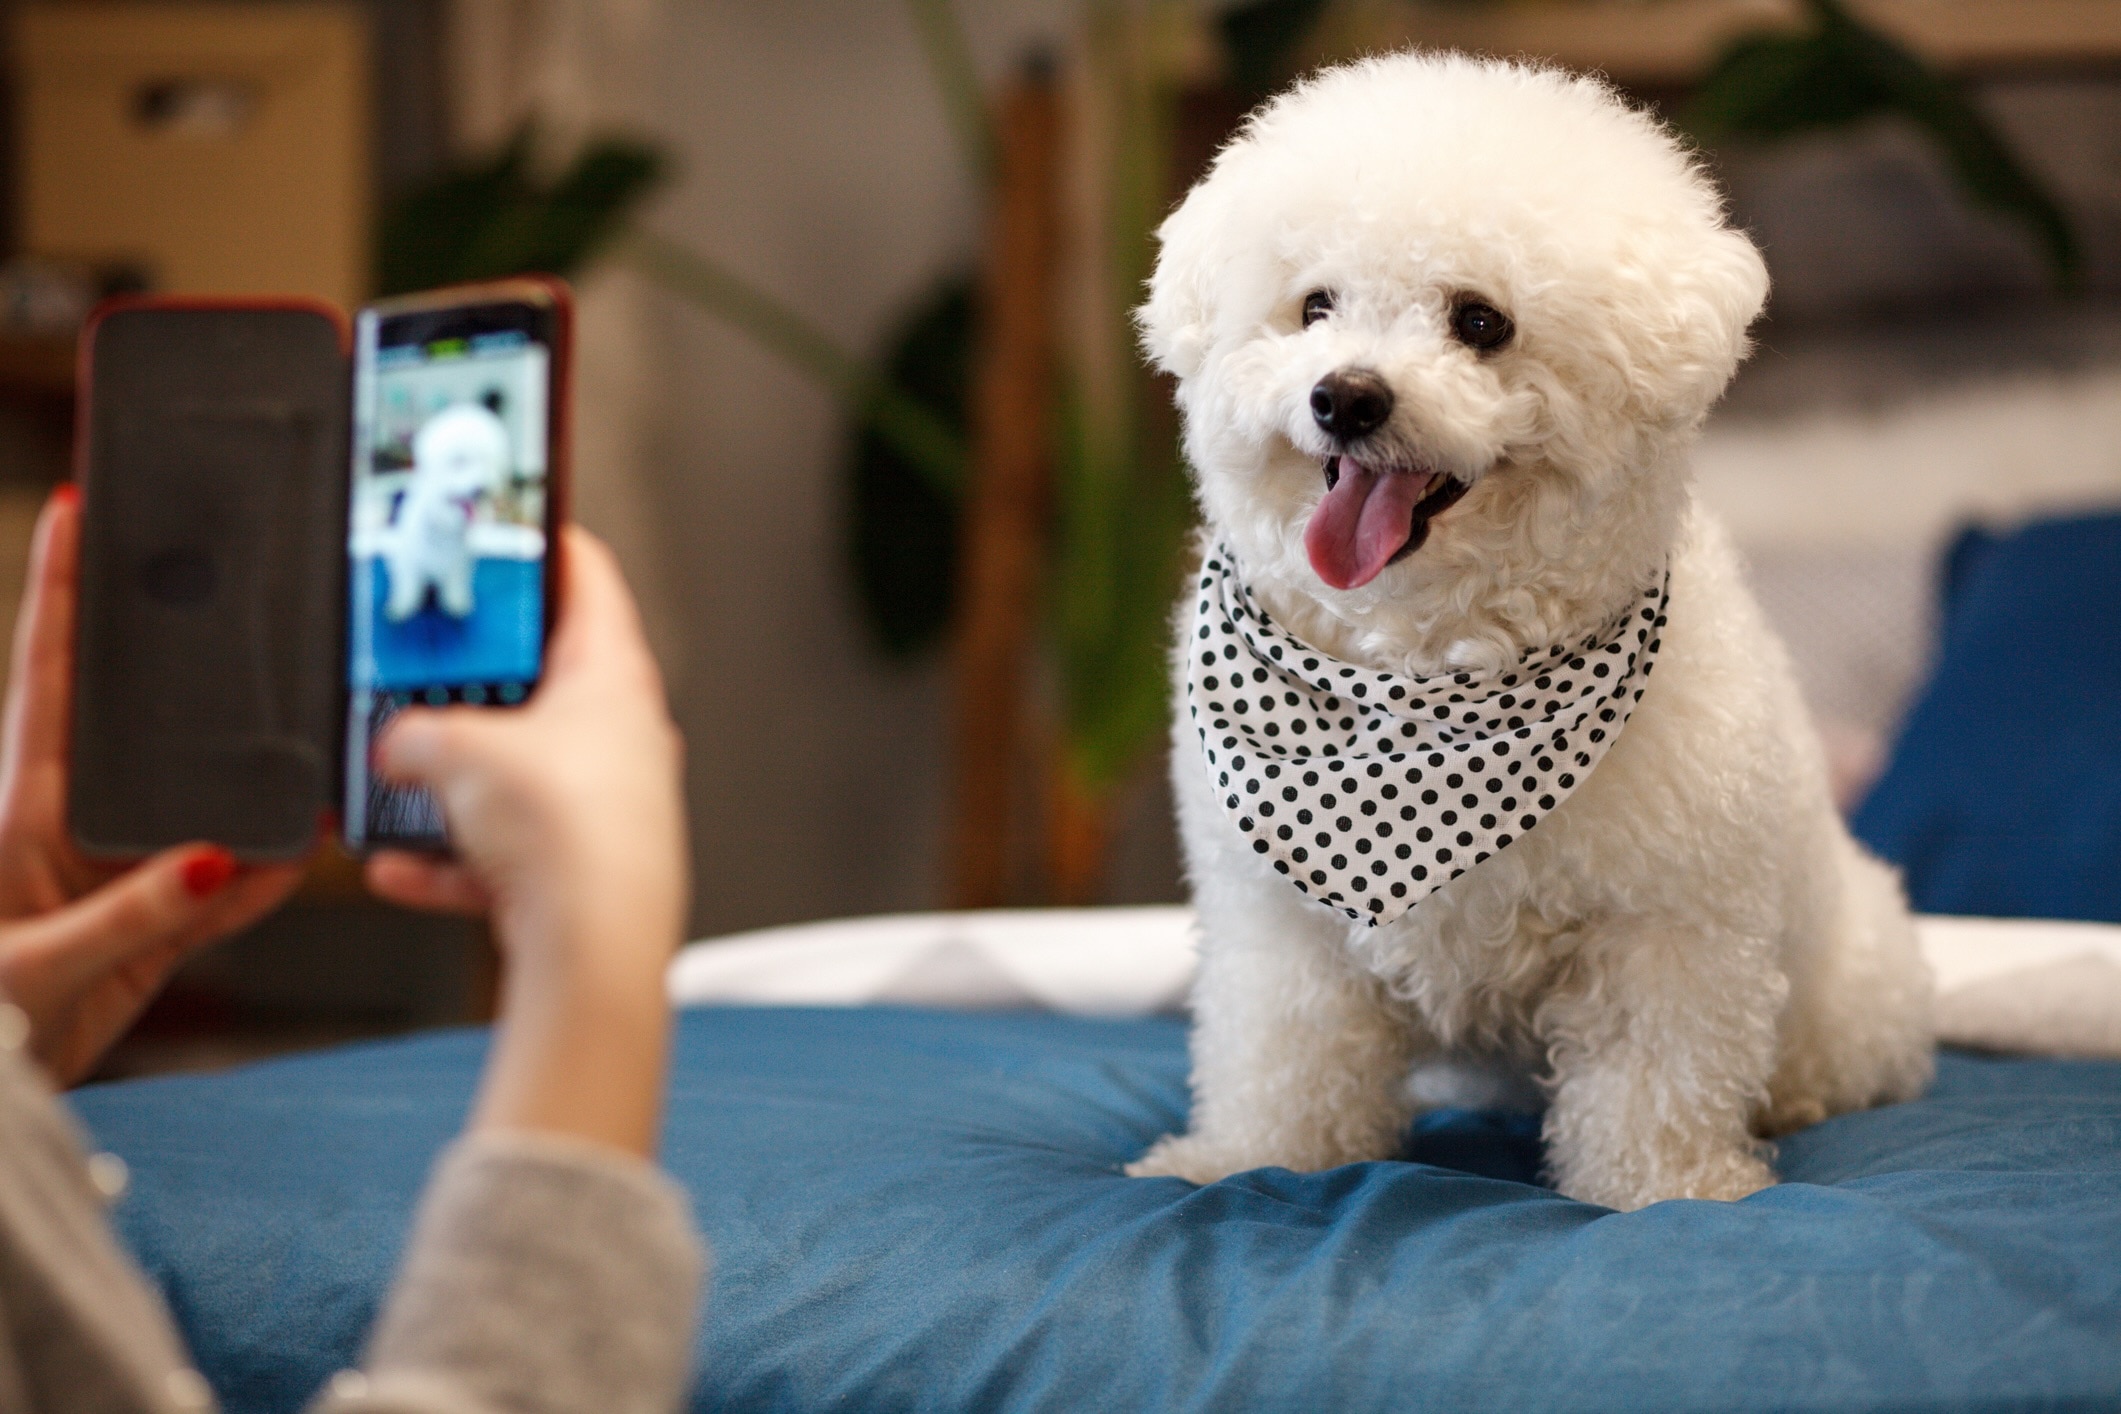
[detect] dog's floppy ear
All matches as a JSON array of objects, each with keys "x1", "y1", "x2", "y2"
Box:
[
  {"x1": 1136, "y1": 180, "x2": 1227, "y2": 381},
  {"x1": 1639, "y1": 222, "x2": 1771, "y2": 424},
  {"x1": 1694, "y1": 224, "x2": 1771, "y2": 370}
]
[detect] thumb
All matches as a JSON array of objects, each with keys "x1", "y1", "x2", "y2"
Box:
[
  {"x1": 374, "y1": 707, "x2": 498, "y2": 795},
  {"x1": 4, "y1": 846, "x2": 237, "y2": 999}
]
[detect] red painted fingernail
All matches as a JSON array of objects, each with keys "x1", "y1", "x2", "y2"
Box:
[
  {"x1": 50, "y1": 482, "x2": 79, "y2": 510},
  {"x1": 181, "y1": 847, "x2": 238, "y2": 899}
]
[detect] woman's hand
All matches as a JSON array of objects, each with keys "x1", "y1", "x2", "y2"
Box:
[
  {"x1": 0, "y1": 484, "x2": 132, "y2": 918},
  {"x1": 364, "y1": 528, "x2": 688, "y2": 1158},
  {"x1": 0, "y1": 842, "x2": 265, "y2": 1084},
  {"x1": 0, "y1": 488, "x2": 303, "y2": 1083}
]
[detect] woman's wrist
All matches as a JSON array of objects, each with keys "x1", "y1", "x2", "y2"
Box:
[
  {"x1": 471, "y1": 994, "x2": 672, "y2": 1159},
  {"x1": 495, "y1": 894, "x2": 681, "y2": 1000},
  {"x1": 470, "y1": 911, "x2": 678, "y2": 1159}
]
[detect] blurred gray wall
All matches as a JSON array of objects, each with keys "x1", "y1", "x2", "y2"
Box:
[{"x1": 639, "y1": 2, "x2": 1084, "y2": 937}]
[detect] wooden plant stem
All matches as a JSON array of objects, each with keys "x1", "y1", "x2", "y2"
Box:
[
  {"x1": 1047, "y1": 764, "x2": 1113, "y2": 907},
  {"x1": 949, "y1": 62, "x2": 1062, "y2": 910}
]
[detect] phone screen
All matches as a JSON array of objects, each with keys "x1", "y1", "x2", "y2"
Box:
[{"x1": 343, "y1": 295, "x2": 559, "y2": 851}]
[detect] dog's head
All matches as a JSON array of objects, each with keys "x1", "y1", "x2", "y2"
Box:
[
  {"x1": 413, "y1": 402, "x2": 512, "y2": 498},
  {"x1": 1142, "y1": 53, "x2": 1767, "y2": 660}
]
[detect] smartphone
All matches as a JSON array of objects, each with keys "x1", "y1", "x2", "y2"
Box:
[
  {"x1": 71, "y1": 298, "x2": 352, "y2": 860},
  {"x1": 340, "y1": 279, "x2": 571, "y2": 853}
]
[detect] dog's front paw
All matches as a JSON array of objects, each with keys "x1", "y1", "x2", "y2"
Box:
[
  {"x1": 1560, "y1": 1146, "x2": 1777, "y2": 1211},
  {"x1": 1691, "y1": 1154, "x2": 1779, "y2": 1203},
  {"x1": 1125, "y1": 1133, "x2": 1257, "y2": 1185},
  {"x1": 1756, "y1": 1090, "x2": 1828, "y2": 1138}
]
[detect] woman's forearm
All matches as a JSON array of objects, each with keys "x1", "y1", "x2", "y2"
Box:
[
  {"x1": 468, "y1": 933, "x2": 673, "y2": 1159},
  {"x1": 320, "y1": 532, "x2": 703, "y2": 1414}
]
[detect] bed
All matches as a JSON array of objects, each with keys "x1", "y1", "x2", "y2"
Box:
[
  {"x1": 68, "y1": 952, "x2": 2121, "y2": 1413},
  {"x1": 65, "y1": 510, "x2": 2121, "y2": 1412}
]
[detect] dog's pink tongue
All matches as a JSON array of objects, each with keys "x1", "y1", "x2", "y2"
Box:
[{"x1": 1304, "y1": 460, "x2": 1434, "y2": 590}]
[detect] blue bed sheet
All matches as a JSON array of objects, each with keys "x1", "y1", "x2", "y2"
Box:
[{"x1": 69, "y1": 1006, "x2": 2121, "y2": 1413}]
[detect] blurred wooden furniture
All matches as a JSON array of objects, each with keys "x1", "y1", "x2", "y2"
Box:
[
  {"x1": 945, "y1": 27, "x2": 1222, "y2": 911},
  {"x1": 0, "y1": 333, "x2": 79, "y2": 454},
  {"x1": 0, "y1": 333, "x2": 77, "y2": 405},
  {"x1": 1334, "y1": 0, "x2": 2121, "y2": 87},
  {"x1": 14, "y1": 3, "x2": 372, "y2": 310},
  {"x1": 949, "y1": 64, "x2": 1064, "y2": 911}
]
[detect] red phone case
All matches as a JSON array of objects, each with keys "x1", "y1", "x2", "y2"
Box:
[{"x1": 71, "y1": 295, "x2": 355, "y2": 860}]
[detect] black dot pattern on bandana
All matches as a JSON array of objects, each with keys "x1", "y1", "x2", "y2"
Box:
[{"x1": 1185, "y1": 542, "x2": 1669, "y2": 928}]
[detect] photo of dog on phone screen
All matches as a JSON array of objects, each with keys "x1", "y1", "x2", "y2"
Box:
[{"x1": 349, "y1": 336, "x2": 549, "y2": 697}]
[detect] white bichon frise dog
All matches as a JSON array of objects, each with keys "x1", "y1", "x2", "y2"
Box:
[
  {"x1": 1128, "y1": 53, "x2": 1934, "y2": 1211},
  {"x1": 384, "y1": 401, "x2": 511, "y2": 622}
]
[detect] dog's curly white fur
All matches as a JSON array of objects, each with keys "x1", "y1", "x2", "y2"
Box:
[
  {"x1": 1127, "y1": 53, "x2": 1934, "y2": 1210},
  {"x1": 384, "y1": 402, "x2": 511, "y2": 623}
]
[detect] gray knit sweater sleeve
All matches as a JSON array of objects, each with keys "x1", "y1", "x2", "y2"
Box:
[
  {"x1": 0, "y1": 1026, "x2": 207, "y2": 1414},
  {"x1": 311, "y1": 1133, "x2": 706, "y2": 1414},
  {"x1": 0, "y1": 1025, "x2": 704, "y2": 1414}
]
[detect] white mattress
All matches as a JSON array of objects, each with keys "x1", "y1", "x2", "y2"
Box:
[
  {"x1": 671, "y1": 906, "x2": 2121, "y2": 1059},
  {"x1": 670, "y1": 907, "x2": 1197, "y2": 1017}
]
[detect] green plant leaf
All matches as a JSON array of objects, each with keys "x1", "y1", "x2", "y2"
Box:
[
  {"x1": 1050, "y1": 6, "x2": 1197, "y2": 798},
  {"x1": 1219, "y1": 0, "x2": 1333, "y2": 97},
  {"x1": 1684, "y1": 32, "x2": 1886, "y2": 140},
  {"x1": 376, "y1": 125, "x2": 667, "y2": 294},
  {"x1": 1053, "y1": 378, "x2": 1193, "y2": 792},
  {"x1": 1814, "y1": 0, "x2": 2083, "y2": 291},
  {"x1": 847, "y1": 276, "x2": 976, "y2": 657},
  {"x1": 376, "y1": 128, "x2": 532, "y2": 294},
  {"x1": 1682, "y1": 0, "x2": 2080, "y2": 292}
]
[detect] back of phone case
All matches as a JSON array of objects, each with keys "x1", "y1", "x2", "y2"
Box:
[{"x1": 71, "y1": 304, "x2": 350, "y2": 859}]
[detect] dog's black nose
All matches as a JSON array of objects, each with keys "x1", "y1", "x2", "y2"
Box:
[{"x1": 1310, "y1": 370, "x2": 1394, "y2": 442}]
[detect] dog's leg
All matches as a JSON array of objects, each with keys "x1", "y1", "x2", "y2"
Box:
[
  {"x1": 383, "y1": 550, "x2": 422, "y2": 623},
  {"x1": 1129, "y1": 875, "x2": 1428, "y2": 1183},
  {"x1": 1537, "y1": 917, "x2": 1782, "y2": 1210},
  {"x1": 1763, "y1": 833, "x2": 1934, "y2": 1133},
  {"x1": 440, "y1": 550, "x2": 476, "y2": 618}
]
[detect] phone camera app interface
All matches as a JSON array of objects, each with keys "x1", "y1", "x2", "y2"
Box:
[{"x1": 347, "y1": 304, "x2": 551, "y2": 847}]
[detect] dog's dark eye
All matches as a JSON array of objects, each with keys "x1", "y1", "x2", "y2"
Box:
[
  {"x1": 1450, "y1": 299, "x2": 1513, "y2": 352},
  {"x1": 1301, "y1": 290, "x2": 1334, "y2": 328}
]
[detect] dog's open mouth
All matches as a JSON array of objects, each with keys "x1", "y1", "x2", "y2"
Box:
[{"x1": 1303, "y1": 456, "x2": 1469, "y2": 591}]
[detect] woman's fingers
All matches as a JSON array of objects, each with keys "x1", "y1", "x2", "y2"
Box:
[
  {"x1": 0, "y1": 844, "x2": 242, "y2": 1085},
  {"x1": 1, "y1": 845, "x2": 237, "y2": 1001},
  {"x1": 0, "y1": 485, "x2": 80, "y2": 792},
  {"x1": 544, "y1": 528, "x2": 661, "y2": 686},
  {"x1": 0, "y1": 845, "x2": 302, "y2": 1086},
  {"x1": 363, "y1": 851, "x2": 491, "y2": 916},
  {"x1": 168, "y1": 860, "x2": 306, "y2": 951},
  {"x1": 372, "y1": 704, "x2": 502, "y2": 791}
]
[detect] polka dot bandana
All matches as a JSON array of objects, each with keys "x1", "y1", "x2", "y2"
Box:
[{"x1": 1185, "y1": 543, "x2": 1669, "y2": 927}]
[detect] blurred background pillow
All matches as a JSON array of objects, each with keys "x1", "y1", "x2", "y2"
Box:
[{"x1": 1853, "y1": 511, "x2": 2121, "y2": 923}]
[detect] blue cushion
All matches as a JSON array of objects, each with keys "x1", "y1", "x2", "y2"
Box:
[
  {"x1": 70, "y1": 1007, "x2": 2121, "y2": 1412},
  {"x1": 1854, "y1": 512, "x2": 2121, "y2": 921}
]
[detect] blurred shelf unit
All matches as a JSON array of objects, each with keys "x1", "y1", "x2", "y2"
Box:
[
  {"x1": 2, "y1": 5, "x2": 372, "y2": 412},
  {"x1": 12, "y1": 3, "x2": 373, "y2": 314},
  {"x1": 0, "y1": 333, "x2": 78, "y2": 405},
  {"x1": 1327, "y1": 0, "x2": 2121, "y2": 86}
]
